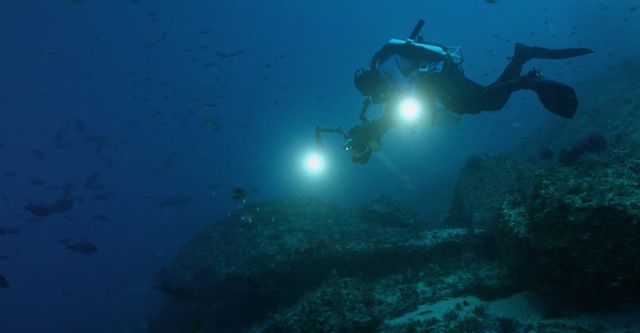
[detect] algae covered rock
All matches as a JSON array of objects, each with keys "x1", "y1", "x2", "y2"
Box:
[
  {"x1": 524, "y1": 159, "x2": 640, "y2": 309},
  {"x1": 356, "y1": 193, "x2": 424, "y2": 228},
  {"x1": 152, "y1": 196, "x2": 479, "y2": 332},
  {"x1": 444, "y1": 154, "x2": 535, "y2": 230},
  {"x1": 494, "y1": 140, "x2": 640, "y2": 310}
]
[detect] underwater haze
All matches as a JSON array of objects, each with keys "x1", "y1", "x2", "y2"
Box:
[{"x1": 1, "y1": 0, "x2": 639, "y2": 332}]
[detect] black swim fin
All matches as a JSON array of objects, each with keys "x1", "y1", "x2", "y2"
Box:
[
  {"x1": 513, "y1": 42, "x2": 594, "y2": 64},
  {"x1": 532, "y1": 80, "x2": 578, "y2": 119},
  {"x1": 520, "y1": 69, "x2": 578, "y2": 118}
]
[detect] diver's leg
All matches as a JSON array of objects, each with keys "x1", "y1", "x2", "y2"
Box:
[
  {"x1": 483, "y1": 43, "x2": 592, "y2": 113},
  {"x1": 484, "y1": 43, "x2": 537, "y2": 107},
  {"x1": 494, "y1": 43, "x2": 594, "y2": 84},
  {"x1": 493, "y1": 43, "x2": 530, "y2": 84},
  {"x1": 482, "y1": 69, "x2": 578, "y2": 118},
  {"x1": 437, "y1": 75, "x2": 488, "y2": 114}
]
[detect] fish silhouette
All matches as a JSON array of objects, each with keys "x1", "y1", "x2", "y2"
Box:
[
  {"x1": 31, "y1": 149, "x2": 45, "y2": 160},
  {"x1": 159, "y1": 195, "x2": 193, "y2": 208},
  {"x1": 30, "y1": 178, "x2": 45, "y2": 186},
  {"x1": 66, "y1": 242, "x2": 98, "y2": 256},
  {"x1": 83, "y1": 172, "x2": 99, "y2": 189},
  {"x1": 75, "y1": 117, "x2": 86, "y2": 133},
  {"x1": 25, "y1": 197, "x2": 75, "y2": 217}
]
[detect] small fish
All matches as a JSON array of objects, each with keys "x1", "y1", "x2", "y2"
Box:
[
  {"x1": 50, "y1": 197, "x2": 74, "y2": 213},
  {"x1": 25, "y1": 201, "x2": 51, "y2": 217},
  {"x1": 6, "y1": 227, "x2": 20, "y2": 234},
  {"x1": 3, "y1": 171, "x2": 17, "y2": 178},
  {"x1": 55, "y1": 127, "x2": 64, "y2": 143},
  {"x1": 0, "y1": 274, "x2": 9, "y2": 288},
  {"x1": 30, "y1": 178, "x2": 45, "y2": 186},
  {"x1": 156, "y1": 30, "x2": 168, "y2": 42},
  {"x1": 93, "y1": 214, "x2": 109, "y2": 222},
  {"x1": 83, "y1": 172, "x2": 99, "y2": 189},
  {"x1": 0, "y1": 255, "x2": 8, "y2": 261},
  {"x1": 31, "y1": 149, "x2": 45, "y2": 160},
  {"x1": 159, "y1": 195, "x2": 193, "y2": 208},
  {"x1": 75, "y1": 117, "x2": 85, "y2": 133},
  {"x1": 25, "y1": 197, "x2": 75, "y2": 217},
  {"x1": 214, "y1": 50, "x2": 243, "y2": 58},
  {"x1": 232, "y1": 187, "x2": 246, "y2": 201},
  {"x1": 65, "y1": 242, "x2": 98, "y2": 256}
]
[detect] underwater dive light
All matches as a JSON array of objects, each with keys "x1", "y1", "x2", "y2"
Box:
[
  {"x1": 304, "y1": 152, "x2": 324, "y2": 173},
  {"x1": 398, "y1": 83, "x2": 422, "y2": 124},
  {"x1": 399, "y1": 97, "x2": 420, "y2": 122},
  {"x1": 302, "y1": 125, "x2": 332, "y2": 175}
]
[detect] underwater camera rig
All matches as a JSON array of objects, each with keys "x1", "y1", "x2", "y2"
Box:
[{"x1": 312, "y1": 18, "x2": 464, "y2": 154}]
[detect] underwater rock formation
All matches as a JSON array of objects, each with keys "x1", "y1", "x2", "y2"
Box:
[
  {"x1": 152, "y1": 197, "x2": 488, "y2": 332},
  {"x1": 557, "y1": 132, "x2": 607, "y2": 166},
  {"x1": 356, "y1": 193, "x2": 423, "y2": 228},
  {"x1": 494, "y1": 58, "x2": 640, "y2": 311},
  {"x1": 498, "y1": 149, "x2": 640, "y2": 311},
  {"x1": 443, "y1": 154, "x2": 535, "y2": 231}
]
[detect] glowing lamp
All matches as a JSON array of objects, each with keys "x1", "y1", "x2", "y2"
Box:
[
  {"x1": 304, "y1": 152, "x2": 324, "y2": 173},
  {"x1": 399, "y1": 97, "x2": 420, "y2": 122}
]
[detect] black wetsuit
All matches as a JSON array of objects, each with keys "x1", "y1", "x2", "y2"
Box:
[
  {"x1": 346, "y1": 40, "x2": 592, "y2": 164},
  {"x1": 370, "y1": 41, "x2": 593, "y2": 118}
]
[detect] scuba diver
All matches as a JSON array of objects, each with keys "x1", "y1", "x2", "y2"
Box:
[{"x1": 316, "y1": 19, "x2": 593, "y2": 164}]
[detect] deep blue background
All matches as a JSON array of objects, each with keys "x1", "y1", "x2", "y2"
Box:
[{"x1": 0, "y1": 1, "x2": 637, "y2": 332}]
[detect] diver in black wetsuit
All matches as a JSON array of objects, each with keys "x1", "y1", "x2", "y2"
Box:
[{"x1": 334, "y1": 19, "x2": 594, "y2": 164}]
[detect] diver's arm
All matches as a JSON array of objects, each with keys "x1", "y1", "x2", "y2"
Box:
[
  {"x1": 365, "y1": 106, "x2": 398, "y2": 140},
  {"x1": 377, "y1": 55, "x2": 410, "y2": 91}
]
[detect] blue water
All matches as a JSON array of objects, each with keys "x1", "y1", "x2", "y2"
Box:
[{"x1": 0, "y1": 1, "x2": 637, "y2": 332}]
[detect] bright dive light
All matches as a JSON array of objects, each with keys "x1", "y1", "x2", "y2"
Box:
[
  {"x1": 304, "y1": 152, "x2": 324, "y2": 173},
  {"x1": 399, "y1": 97, "x2": 420, "y2": 122}
]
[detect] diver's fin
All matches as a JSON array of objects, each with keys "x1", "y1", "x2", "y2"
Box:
[
  {"x1": 520, "y1": 69, "x2": 578, "y2": 119},
  {"x1": 533, "y1": 80, "x2": 578, "y2": 119},
  {"x1": 514, "y1": 42, "x2": 594, "y2": 63}
]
